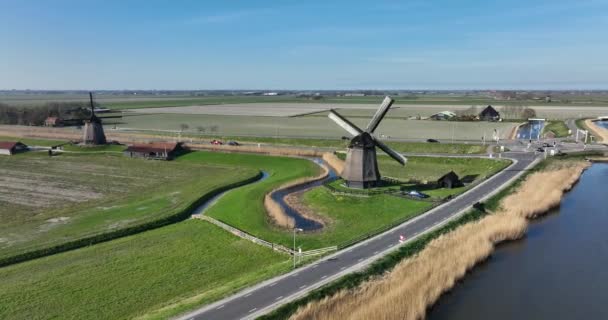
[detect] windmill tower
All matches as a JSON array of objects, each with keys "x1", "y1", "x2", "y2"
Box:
[
  {"x1": 328, "y1": 96, "x2": 406, "y2": 188},
  {"x1": 82, "y1": 92, "x2": 107, "y2": 145}
]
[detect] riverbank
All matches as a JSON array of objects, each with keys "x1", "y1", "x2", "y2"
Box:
[
  {"x1": 584, "y1": 119, "x2": 608, "y2": 144},
  {"x1": 287, "y1": 159, "x2": 590, "y2": 320}
]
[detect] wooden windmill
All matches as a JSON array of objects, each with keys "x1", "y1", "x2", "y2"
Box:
[
  {"x1": 328, "y1": 96, "x2": 407, "y2": 188},
  {"x1": 82, "y1": 92, "x2": 107, "y2": 145}
]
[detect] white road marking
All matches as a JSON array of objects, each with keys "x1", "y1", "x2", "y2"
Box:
[
  {"x1": 312, "y1": 264, "x2": 319, "y2": 268},
  {"x1": 249, "y1": 308, "x2": 257, "y2": 313},
  {"x1": 358, "y1": 258, "x2": 363, "y2": 262},
  {"x1": 245, "y1": 293, "x2": 252, "y2": 297},
  {"x1": 269, "y1": 282, "x2": 277, "y2": 287},
  {"x1": 291, "y1": 273, "x2": 299, "y2": 277},
  {"x1": 300, "y1": 285, "x2": 307, "y2": 289},
  {"x1": 216, "y1": 305, "x2": 225, "y2": 310},
  {"x1": 321, "y1": 275, "x2": 327, "y2": 279},
  {"x1": 275, "y1": 296, "x2": 283, "y2": 300},
  {"x1": 340, "y1": 266, "x2": 346, "y2": 270}
]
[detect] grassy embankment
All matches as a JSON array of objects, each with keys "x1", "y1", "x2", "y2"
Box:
[
  {"x1": 261, "y1": 155, "x2": 593, "y2": 320},
  {"x1": 0, "y1": 220, "x2": 291, "y2": 320},
  {"x1": 0, "y1": 151, "x2": 257, "y2": 263},
  {"x1": 199, "y1": 152, "x2": 508, "y2": 250},
  {"x1": 543, "y1": 120, "x2": 570, "y2": 137}
]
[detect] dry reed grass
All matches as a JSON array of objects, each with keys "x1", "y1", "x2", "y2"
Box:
[
  {"x1": 290, "y1": 161, "x2": 590, "y2": 320},
  {"x1": 322, "y1": 152, "x2": 345, "y2": 175},
  {"x1": 585, "y1": 119, "x2": 608, "y2": 144}
]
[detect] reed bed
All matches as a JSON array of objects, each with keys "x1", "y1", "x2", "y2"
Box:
[
  {"x1": 290, "y1": 161, "x2": 590, "y2": 320},
  {"x1": 322, "y1": 152, "x2": 345, "y2": 175},
  {"x1": 585, "y1": 119, "x2": 608, "y2": 144}
]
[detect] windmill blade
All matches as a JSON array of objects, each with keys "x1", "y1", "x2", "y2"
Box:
[
  {"x1": 366, "y1": 96, "x2": 394, "y2": 133},
  {"x1": 373, "y1": 138, "x2": 407, "y2": 166},
  {"x1": 328, "y1": 109, "x2": 363, "y2": 137}
]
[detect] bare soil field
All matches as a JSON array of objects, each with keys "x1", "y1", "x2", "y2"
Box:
[
  {"x1": 0, "y1": 152, "x2": 256, "y2": 261},
  {"x1": 127, "y1": 102, "x2": 608, "y2": 119}
]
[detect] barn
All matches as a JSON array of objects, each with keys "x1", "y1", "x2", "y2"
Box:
[
  {"x1": 437, "y1": 171, "x2": 463, "y2": 189},
  {"x1": 0, "y1": 141, "x2": 29, "y2": 155},
  {"x1": 479, "y1": 105, "x2": 500, "y2": 121},
  {"x1": 124, "y1": 142, "x2": 186, "y2": 160}
]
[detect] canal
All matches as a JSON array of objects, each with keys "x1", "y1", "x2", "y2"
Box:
[{"x1": 428, "y1": 163, "x2": 608, "y2": 320}]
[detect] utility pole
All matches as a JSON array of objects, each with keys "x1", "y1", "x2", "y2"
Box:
[{"x1": 293, "y1": 228, "x2": 303, "y2": 269}]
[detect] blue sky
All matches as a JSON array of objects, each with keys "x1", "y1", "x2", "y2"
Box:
[{"x1": 1, "y1": 0, "x2": 607, "y2": 90}]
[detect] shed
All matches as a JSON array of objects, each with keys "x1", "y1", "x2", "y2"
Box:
[
  {"x1": 479, "y1": 105, "x2": 500, "y2": 121},
  {"x1": 437, "y1": 171, "x2": 463, "y2": 189},
  {"x1": 0, "y1": 141, "x2": 29, "y2": 155},
  {"x1": 124, "y1": 142, "x2": 186, "y2": 160}
]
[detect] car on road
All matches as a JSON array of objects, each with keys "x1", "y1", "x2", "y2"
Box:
[
  {"x1": 427, "y1": 139, "x2": 440, "y2": 143},
  {"x1": 227, "y1": 141, "x2": 240, "y2": 146},
  {"x1": 210, "y1": 139, "x2": 223, "y2": 145}
]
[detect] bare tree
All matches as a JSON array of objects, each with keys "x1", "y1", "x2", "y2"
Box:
[
  {"x1": 196, "y1": 126, "x2": 206, "y2": 133},
  {"x1": 179, "y1": 123, "x2": 189, "y2": 131}
]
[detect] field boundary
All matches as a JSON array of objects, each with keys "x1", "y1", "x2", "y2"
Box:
[{"x1": 0, "y1": 172, "x2": 263, "y2": 268}]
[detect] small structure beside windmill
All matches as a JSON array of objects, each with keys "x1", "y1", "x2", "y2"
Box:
[
  {"x1": 437, "y1": 171, "x2": 463, "y2": 189},
  {"x1": 328, "y1": 96, "x2": 407, "y2": 189},
  {"x1": 124, "y1": 142, "x2": 186, "y2": 160},
  {"x1": 82, "y1": 92, "x2": 107, "y2": 145}
]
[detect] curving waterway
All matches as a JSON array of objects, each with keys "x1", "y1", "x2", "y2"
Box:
[
  {"x1": 597, "y1": 120, "x2": 608, "y2": 129},
  {"x1": 428, "y1": 163, "x2": 608, "y2": 319}
]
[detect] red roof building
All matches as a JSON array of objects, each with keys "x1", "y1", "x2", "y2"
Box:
[{"x1": 0, "y1": 141, "x2": 28, "y2": 155}]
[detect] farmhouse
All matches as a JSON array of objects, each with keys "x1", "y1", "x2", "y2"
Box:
[
  {"x1": 437, "y1": 171, "x2": 463, "y2": 189},
  {"x1": 479, "y1": 105, "x2": 500, "y2": 121},
  {"x1": 0, "y1": 141, "x2": 28, "y2": 155},
  {"x1": 124, "y1": 142, "x2": 186, "y2": 160}
]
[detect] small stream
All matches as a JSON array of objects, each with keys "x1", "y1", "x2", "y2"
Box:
[
  {"x1": 270, "y1": 158, "x2": 338, "y2": 231},
  {"x1": 597, "y1": 120, "x2": 608, "y2": 129},
  {"x1": 193, "y1": 158, "x2": 338, "y2": 231},
  {"x1": 428, "y1": 163, "x2": 608, "y2": 320},
  {"x1": 516, "y1": 119, "x2": 545, "y2": 140}
]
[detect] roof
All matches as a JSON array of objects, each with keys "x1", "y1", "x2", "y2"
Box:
[
  {"x1": 438, "y1": 171, "x2": 460, "y2": 181},
  {"x1": 125, "y1": 142, "x2": 181, "y2": 154},
  {"x1": 431, "y1": 111, "x2": 456, "y2": 118},
  {"x1": 0, "y1": 141, "x2": 26, "y2": 150},
  {"x1": 480, "y1": 105, "x2": 500, "y2": 117}
]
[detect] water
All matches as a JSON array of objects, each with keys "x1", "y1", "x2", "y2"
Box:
[
  {"x1": 193, "y1": 171, "x2": 269, "y2": 215},
  {"x1": 271, "y1": 158, "x2": 338, "y2": 231},
  {"x1": 428, "y1": 163, "x2": 608, "y2": 320},
  {"x1": 517, "y1": 119, "x2": 545, "y2": 140},
  {"x1": 597, "y1": 120, "x2": 608, "y2": 129}
]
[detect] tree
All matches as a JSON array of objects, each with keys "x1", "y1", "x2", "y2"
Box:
[
  {"x1": 522, "y1": 108, "x2": 537, "y2": 119},
  {"x1": 196, "y1": 126, "x2": 206, "y2": 133},
  {"x1": 179, "y1": 123, "x2": 189, "y2": 131}
]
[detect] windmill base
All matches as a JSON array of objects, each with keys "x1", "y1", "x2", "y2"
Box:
[{"x1": 345, "y1": 180, "x2": 381, "y2": 189}]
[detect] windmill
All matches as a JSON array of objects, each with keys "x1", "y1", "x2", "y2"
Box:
[
  {"x1": 82, "y1": 92, "x2": 107, "y2": 145},
  {"x1": 328, "y1": 96, "x2": 406, "y2": 188}
]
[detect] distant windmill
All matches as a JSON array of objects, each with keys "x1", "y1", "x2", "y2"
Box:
[
  {"x1": 328, "y1": 96, "x2": 407, "y2": 188},
  {"x1": 82, "y1": 92, "x2": 107, "y2": 145}
]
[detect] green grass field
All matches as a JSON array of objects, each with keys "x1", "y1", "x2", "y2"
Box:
[
  {"x1": 543, "y1": 121, "x2": 570, "y2": 137},
  {"x1": 0, "y1": 151, "x2": 257, "y2": 261},
  {"x1": 0, "y1": 220, "x2": 290, "y2": 320}
]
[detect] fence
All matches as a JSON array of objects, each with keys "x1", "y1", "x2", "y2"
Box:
[{"x1": 194, "y1": 214, "x2": 337, "y2": 257}]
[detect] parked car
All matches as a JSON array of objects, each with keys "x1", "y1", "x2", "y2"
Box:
[
  {"x1": 406, "y1": 190, "x2": 430, "y2": 199},
  {"x1": 427, "y1": 139, "x2": 440, "y2": 143},
  {"x1": 210, "y1": 139, "x2": 223, "y2": 145},
  {"x1": 536, "y1": 147, "x2": 545, "y2": 152},
  {"x1": 542, "y1": 142, "x2": 551, "y2": 148},
  {"x1": 227, "y1": 141, "x2": 240, "y2": 146}
]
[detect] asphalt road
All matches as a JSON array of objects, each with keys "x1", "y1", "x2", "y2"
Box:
[{"x1": 178, "y1": 152, "x2": 538, "y2": 320}]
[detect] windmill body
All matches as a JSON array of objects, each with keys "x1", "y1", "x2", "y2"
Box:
[
  {"x1": 328, "y1": 96, "x2": 406, "y2": 189},
  {"x1": 82, "y1": 92, "x2": 107, "y2": 145}
]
